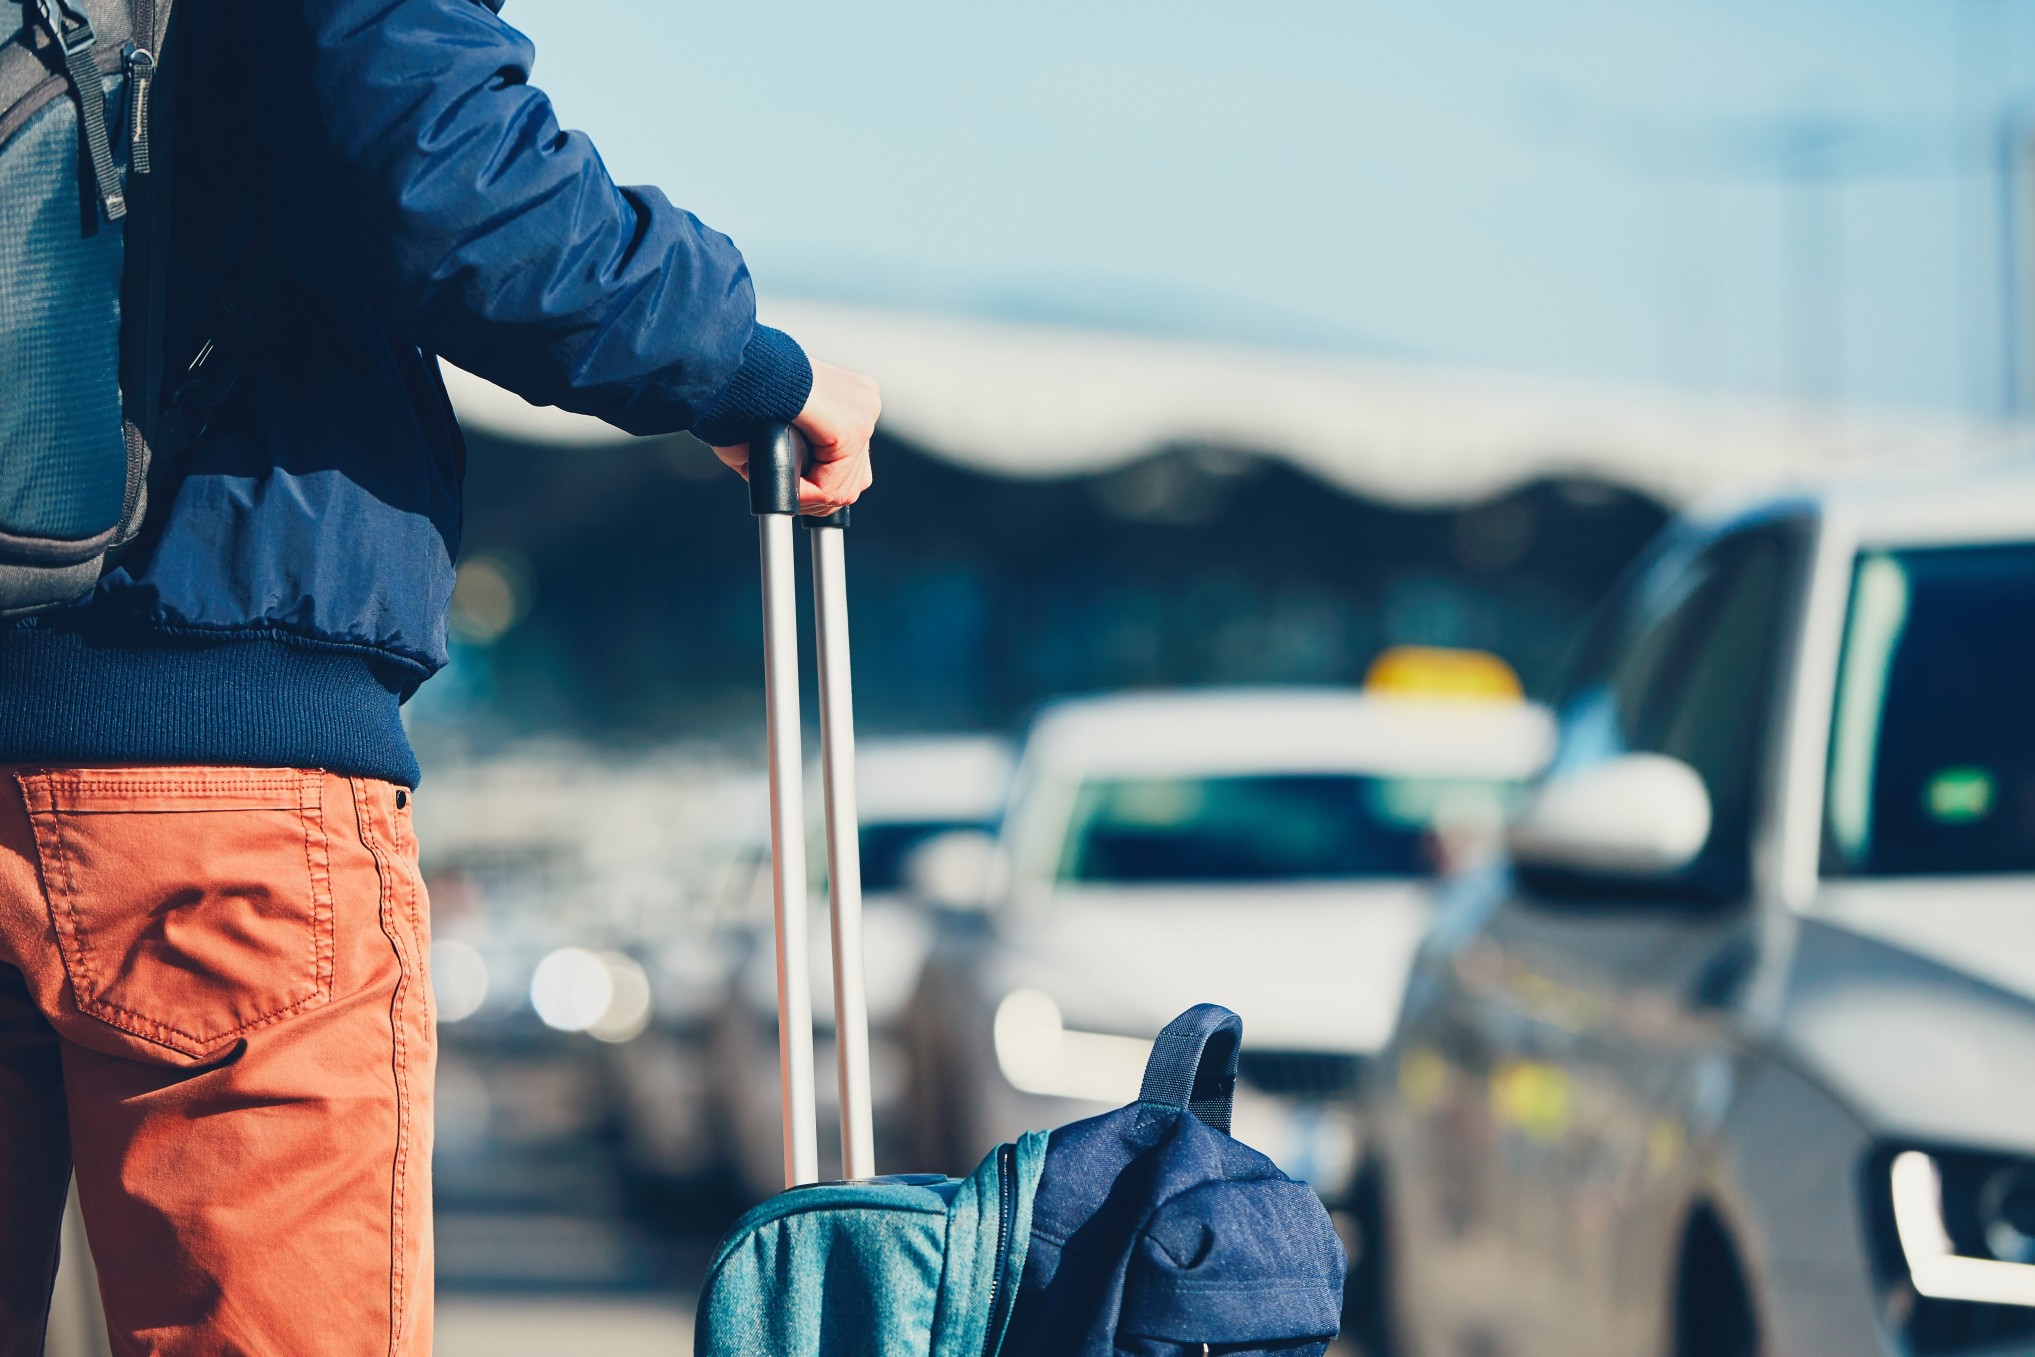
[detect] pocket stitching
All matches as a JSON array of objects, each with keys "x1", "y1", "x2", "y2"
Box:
[
  {"x1": 30, "y1": 771, "x2": 339, "y2": 1056},
  {"x1": 355, "y1": 777, "x2": 420, "y2": 1351},
  {"x1": 37, "y1": 771, "x2": 312, "y2": 802},
  {"x1": 304, "y1": 773, "x2": 337, "y2": 1002},
  {"x1": 44, "y1": 799, "x2": 101, "y2": 1005},
  {"x1": 63, "y1": 965, "x2": 334, "y2": 1051}
]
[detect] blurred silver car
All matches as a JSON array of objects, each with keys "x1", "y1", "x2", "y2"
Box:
[
  {"x1": 1363, "y1": 463, "x2": 2035, "y2": 1357},
  {"x1": 904, "y1": 683, "x2": 1553, "y2": 1207}
]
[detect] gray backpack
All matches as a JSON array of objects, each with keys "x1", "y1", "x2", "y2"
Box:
[{"x1": 0, "y1": 0, "x2": 175, "y2": 616}]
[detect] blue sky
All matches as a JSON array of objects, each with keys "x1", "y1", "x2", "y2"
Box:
[{"x1": 509, "y1": 1, "x2": 2035, "y2": 416}]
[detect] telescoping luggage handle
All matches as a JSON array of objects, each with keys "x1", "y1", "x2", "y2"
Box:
[{"x1": 749, "y1": 423, "x2": 876, "y2": 1190}]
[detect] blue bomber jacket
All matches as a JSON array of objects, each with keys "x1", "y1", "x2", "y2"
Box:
[{"x1": 0, "y1": 0, "x2": 810, "y2": 786}]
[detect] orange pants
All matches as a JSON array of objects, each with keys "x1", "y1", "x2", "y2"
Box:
[{"x1": 0, "y1": 768, "x2": 434, "y2": 1357}]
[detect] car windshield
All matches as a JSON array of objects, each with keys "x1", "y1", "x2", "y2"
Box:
[
  {"x1": 1824, "y1": 542, "x2": 2035, "y2": 877},
  {"x1": 1054, "y1": 773, "x2": 1501, "y2": 884}
]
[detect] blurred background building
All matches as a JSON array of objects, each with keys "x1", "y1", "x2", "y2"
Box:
[{"x1": 422, "y1": 300, "x2": 1992, "y2": 756}]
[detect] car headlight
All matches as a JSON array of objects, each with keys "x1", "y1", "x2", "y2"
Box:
[{"x1": 1887, "y1": 1151, "x2": 2035, "y2": 1308}]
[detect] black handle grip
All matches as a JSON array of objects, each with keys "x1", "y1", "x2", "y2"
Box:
[
  {"x1": 749, "y1": 423, "x2": 852, "y2": 527},
  {"x1": 748, "y1": 423, "x2": 804, "y2": 517}
]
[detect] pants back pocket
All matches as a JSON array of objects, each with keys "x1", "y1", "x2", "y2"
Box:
[{"x1": 19, "y1": 769, "x2": 336, "y2": 1059}]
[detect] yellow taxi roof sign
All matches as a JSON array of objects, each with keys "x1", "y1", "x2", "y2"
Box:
[{"x1": 1364, "y1": 646, "x2": 1525, "y2": 702}]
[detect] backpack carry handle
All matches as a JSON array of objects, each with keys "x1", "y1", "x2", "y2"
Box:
[
  {"x1": 748, "y1": 421, "x2": 876, "y2": 1186},
  {"x1": 1138, "y1": 1004, "x2": 1243, "y2": 1134}
]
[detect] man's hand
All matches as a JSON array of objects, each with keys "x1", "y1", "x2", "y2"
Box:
[{"x1": 713, "y1": 358, "x2": 879, "y2": 513}]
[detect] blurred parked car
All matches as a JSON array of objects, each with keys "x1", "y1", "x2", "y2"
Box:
[
  {"x1": 904, "y1": 675, "x2": 1553, "y2": 1211},
  {"x1": 410, "y1": 751, "x2": 736, "y2": 1187},
  {"x1": 711, "y1": 735, "x2": 1015, "y2": 1200},
  {"x1": 1362, "y1": 465, "x2": 2035, "y2": 1357},
  {"x1": 593, "y1": 925, "x2": 732, "y2": 1198}
]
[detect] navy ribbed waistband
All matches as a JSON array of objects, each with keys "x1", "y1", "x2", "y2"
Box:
[{"x1": 0, "y1": 628, "x2": 420, "y2": 787}]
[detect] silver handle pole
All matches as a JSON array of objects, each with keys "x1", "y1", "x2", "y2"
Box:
[
  {"x1": 810, "y1": 518, "x2": 875, "y2": 1180},
  {"x1": 758, "y1": 488, "x2": 820, "y2": 1189}
]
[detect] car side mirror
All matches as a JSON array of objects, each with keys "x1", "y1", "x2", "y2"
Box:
[
  {"x1": 1508, "y1": 753, "x2": 1712, "y2": 881},
  {"x1": 902, "y1": 829, "x2": 1003, "y2": 914}
]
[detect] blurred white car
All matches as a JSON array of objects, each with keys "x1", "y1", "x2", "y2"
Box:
[
  {"x1": 712, "y1": 734, "x2": 1015, "y2": 1200},
  {"x1": 1364, "y1": 462, "x2": 2035, "y2": 1357},
  {"x1": 903, "y1": 680, "x2": 1553, "y2": 1206}
]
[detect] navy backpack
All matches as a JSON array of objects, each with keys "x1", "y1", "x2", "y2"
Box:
[
  {"x1": 1004, "y1": 1004, "x2": 1347, "y2": 1356},
  {"x1": 1, "y1": 0, "x2": 171, "y2": 615}
]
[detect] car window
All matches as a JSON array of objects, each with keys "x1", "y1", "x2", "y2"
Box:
[
  {"x1": 1651, "y1": 534, "x2": 1792, "y2": 891},
  {"x1": 1552, "y1": 527, "x2": 1797, "y2": 895},
  {"x1": 1054, "y1": 774, "x2": 1438, "y2": 884},
  {"x1": 1823, "y1": 542, "x2": 2035, "y2": 877}
]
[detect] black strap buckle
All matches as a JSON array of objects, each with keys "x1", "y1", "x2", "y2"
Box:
[
  {"x1": 56, "y1": 11, "x2": 93, "y2": 56},
  {"x1": 30, "y1": 0, "x2": 96, "y2": 56}
]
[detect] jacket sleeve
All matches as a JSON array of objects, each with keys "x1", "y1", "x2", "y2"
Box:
[{"x1": 261, "y1": 0, "x2": 811, "y2": 441}]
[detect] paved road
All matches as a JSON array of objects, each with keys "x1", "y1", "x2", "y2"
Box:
[
  {"x1": 437, "y1": 1298, "x2": 693, "y2": 1356},
  {"x1": 431, "y1": 1038, "x2": 718, "y2": 1353}
]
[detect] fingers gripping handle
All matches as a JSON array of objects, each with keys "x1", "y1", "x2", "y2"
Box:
[
  {"x1": 748, "y1": 421, "x2": 851, "y2": 526},
  {"x1": 1138, "y1": 1004, "x2": 1244, "y2": 1134}
]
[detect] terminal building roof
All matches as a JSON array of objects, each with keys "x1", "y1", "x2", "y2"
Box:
[{"x1": 441, "y1": 297, "x2": 2017, "y2": 509}]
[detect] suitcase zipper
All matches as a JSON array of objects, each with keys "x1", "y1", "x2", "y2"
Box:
[{"x1": 980, "y1": 1142, "x2": 1018, "y2": 1356}]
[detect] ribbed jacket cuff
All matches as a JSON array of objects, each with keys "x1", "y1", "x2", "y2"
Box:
[{"x1": 691, "y1": 325, "x2": 814, "y2": 446}]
